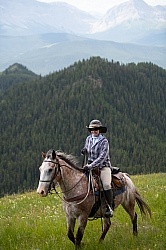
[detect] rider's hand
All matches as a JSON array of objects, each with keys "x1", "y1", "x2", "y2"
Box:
[
  {"x1": 81, "y1": 148, "x2": 87, "y2": 155},
  {"x1": 83, "y1": 164, "x2": 90, "y2": 172}
]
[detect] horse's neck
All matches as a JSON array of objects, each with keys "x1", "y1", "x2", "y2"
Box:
[{"x1": 58, "y1": 160, "x2": 88, "y2": 198}]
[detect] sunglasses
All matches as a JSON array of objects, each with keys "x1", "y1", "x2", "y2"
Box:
[{"x1": 89, "y1": 127, "x2": 100, "y2": 131}]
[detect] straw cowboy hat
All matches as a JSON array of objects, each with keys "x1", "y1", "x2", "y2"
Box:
[{"x1": 86, "y1": 119, "x2": 107, "y2": 133}]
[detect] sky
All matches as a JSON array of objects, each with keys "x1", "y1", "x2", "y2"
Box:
[{"x1": 38, "y1": 0, "x2": 166, "y2": 14}]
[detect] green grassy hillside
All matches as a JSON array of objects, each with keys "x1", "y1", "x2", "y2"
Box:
[{"x1": 0, "y1": 173, "x2": 165, "y2": 250}]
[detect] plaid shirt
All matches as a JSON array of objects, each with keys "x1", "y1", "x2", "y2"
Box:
[{"x1": 83, "y1": 134, "x2": 111, "y2": 169}]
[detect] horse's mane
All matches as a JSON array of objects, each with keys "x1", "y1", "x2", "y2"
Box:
[{"x1": 46, "y1": 149, "x2": 83, "y2": 172}]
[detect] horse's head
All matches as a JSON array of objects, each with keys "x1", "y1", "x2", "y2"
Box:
[{"x1": 37, "y1": 149, "x2": 60, "y2": 197}]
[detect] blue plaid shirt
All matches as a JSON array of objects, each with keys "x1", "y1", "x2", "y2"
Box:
[{"x1": 83, "y1": 134, "x2": 111, "y2": 169}]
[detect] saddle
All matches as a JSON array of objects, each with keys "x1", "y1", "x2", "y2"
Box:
[
  {"x1": 111, "y1": 167, "x2": 126, "y2": 189},
  {"x1": 92, "y1": 166, "x2": 126, "y2": 191}
]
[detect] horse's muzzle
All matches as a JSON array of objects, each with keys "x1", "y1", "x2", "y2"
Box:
[{"x1": 37, "y1": 185, "x2": 48, "y2": 197}]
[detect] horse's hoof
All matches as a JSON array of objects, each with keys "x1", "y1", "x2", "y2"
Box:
[
  {"x1": 99, "y1": 238, "x2": 104, "y2": 243},
  {"x1": 75, "y1": 242, "x2": 84, "y2": 249}
]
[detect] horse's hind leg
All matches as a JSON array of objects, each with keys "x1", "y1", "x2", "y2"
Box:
[
  {"x1": 99, "y1": 217, "x2": 111, "y2": 241},
  {"x1": 67, "y1": 216, "x2": 76, "y2": 245},
  {"x1": 132, "y1": 212, "x2": 138, "y2": 236},
  {"x1": 122, "y1": 203, "x2": 138, "y2": 236}
]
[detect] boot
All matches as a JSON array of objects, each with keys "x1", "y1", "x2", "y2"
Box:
[{"x1": 104, "y1": 189, "x2": 114, "y2": 217}]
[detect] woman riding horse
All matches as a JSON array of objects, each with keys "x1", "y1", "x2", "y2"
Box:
[
  {"x1": 82, "y1": 119, "x2": 114, "y2": 217},
  {"x1": 37, "y1": 149, "x2": 151, "y2": 249}
]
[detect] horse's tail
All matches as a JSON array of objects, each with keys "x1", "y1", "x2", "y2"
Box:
[{"x1": 135, "y1": 190, "x2": 152, "y2": 218}]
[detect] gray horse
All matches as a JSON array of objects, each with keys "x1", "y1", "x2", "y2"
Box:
[{"x1": 37, "y1": 149, "x2": 151, "y2": 249}]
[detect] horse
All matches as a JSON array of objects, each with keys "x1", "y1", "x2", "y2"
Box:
[{"x1": 37, "y1": 149, "x2": 151, "y2": 249}]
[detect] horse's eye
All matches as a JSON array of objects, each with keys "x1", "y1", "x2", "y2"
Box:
[{"x1": 48, "y1": 168, "x2": 53, "y2": 173}]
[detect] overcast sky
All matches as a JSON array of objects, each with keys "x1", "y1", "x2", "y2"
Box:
[{"x1": 38, "y1": 0, "x2": 166, "y2": 14}]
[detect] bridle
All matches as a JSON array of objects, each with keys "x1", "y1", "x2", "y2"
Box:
[{"x1": 39, "y1": 159, "x2": 61, "y2": 193}]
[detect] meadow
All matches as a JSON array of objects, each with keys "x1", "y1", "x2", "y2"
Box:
[{"x1": 0, "y1": 173, "x2": 165, "y2": 250}]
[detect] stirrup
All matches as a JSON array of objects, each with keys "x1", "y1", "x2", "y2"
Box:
[{"x1": 105, "y1": 205, "x2": 113, "y2": 217}]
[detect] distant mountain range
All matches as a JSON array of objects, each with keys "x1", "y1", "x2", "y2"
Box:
[{"x1": 0, "y1": 0, "x2": 165, "y2": 75}]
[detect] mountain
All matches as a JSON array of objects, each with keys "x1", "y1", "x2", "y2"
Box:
[
  {"x1": 0, "y1": 33, "x2": 89, "y2": 75},
  {"x1": 0, "y1": 0, "x2": 165, "y2": 75},
  {"x1": 2, "y1": 63, "x2": 38, "y2": 76},
  {"x1": 90, "y1": 0, "x2": 166, "y2": 44},
  {"x1": 1, "y1": 0, "x2": 165, "y2": 41},
  {"x1": 0, "y1": 63, "x2": 39, "y2": 91},
  {"x1": 1, "y1": 34, "x2": 166, "y2": 75},
  {"x1": 0, "y1": 58, "x2": 166, "y2": 197},
  {"x1": 0, "y1": 0, "x2": 96, "y2": 36}
]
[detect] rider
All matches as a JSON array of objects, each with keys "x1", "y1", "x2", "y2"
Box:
[{"x1": 82, "y1": 119, "x2": 114, "y2": 217}]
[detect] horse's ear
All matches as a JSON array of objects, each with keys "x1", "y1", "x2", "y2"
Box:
[
  {"x1": 52, "y1": 150, "x2": 56, "y2": 160},
  {"x1": 42, "y1": 152, "x2": 46, "y2": 159}
]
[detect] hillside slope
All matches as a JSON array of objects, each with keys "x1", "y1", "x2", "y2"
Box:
[{"x1": 0, "y1": 173, "x2": 165, "y2": 250}]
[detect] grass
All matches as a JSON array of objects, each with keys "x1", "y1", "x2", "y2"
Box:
[{"x1": 0, "y1": 173, "x2": 165, "y2": 250}]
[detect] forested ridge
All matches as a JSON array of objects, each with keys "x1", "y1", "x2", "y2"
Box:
[
  {"x1": 0, "y1": 57, "x2": 166, "y2": 197},
  {"x1": 0, "y1": 63, "x2": 39, "y2": 91}
]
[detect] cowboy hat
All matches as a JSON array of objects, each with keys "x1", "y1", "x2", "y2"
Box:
[{"x1": 86, "y1": 119, "x2": 107, "y2": 133}]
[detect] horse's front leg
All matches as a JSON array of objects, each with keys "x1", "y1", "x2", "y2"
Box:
[
  {"x1": 66, "y1": 216, "x2": 76, "y2": 245},
  {"x1": 75, "y1": 214, "x2": 88, "y2": 249},
  {"x1": 99, "y1": 217, "x2": 111, "y2": 241}
]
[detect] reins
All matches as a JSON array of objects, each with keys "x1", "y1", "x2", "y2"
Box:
[
  {"x1": 54, "y1": 171, "x2": 93, "y2": 205},
  {"x1": 55, "y1": 173, "x2": 85, "y2": 195}
]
